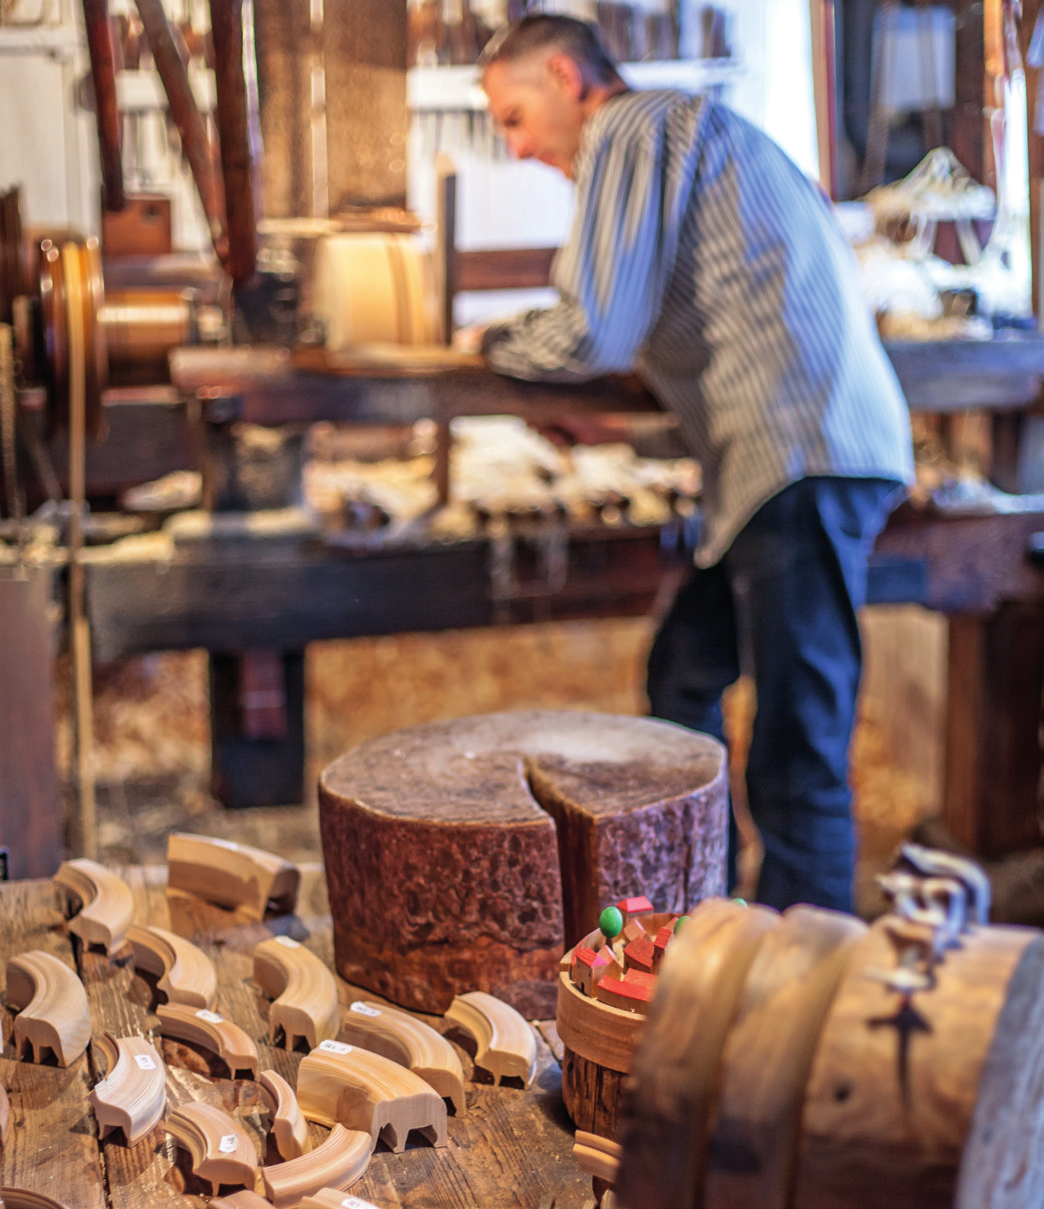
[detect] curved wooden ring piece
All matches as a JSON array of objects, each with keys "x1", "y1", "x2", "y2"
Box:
[
  {"x1": 297, "y1": 1192, "x2": 383, "y2": 1209},
  {"x1": 339, "y1": 999, "x2": 467, "y2": 1115},
  {"x1": 703, "y1": 905, "x2": 868, "y2": 1209},
  {"x1": 126, "y1": 923, "x2": 218, "y2": 1010},
  {"x1": 6, "y1": 949, "x2": 92, "y2": 1067},
  {"x1": 53, "y1": 858, "x2": 134, "y2": 953},
  {"x1": 261, "y1": 1122, "x2": 372, "y2": 1208},
  {"x1": 253, "y1": 936, "x2": 340, "y2": 1051},
  {"x1": 89, "y1": 1031, "x2": 166, "y2": 1146},
  {"x1": 297, "y1": 1040, "x2": 448, "y2": 1153},
  {"x1": 156, "y1": 1002, "x2": 259, "y2": 1079},
  {"x1": 167, "y1": 832, "x2": 300, "y2": 921},
  {"x1": 0, "y1": 1083, "x2": 10, "y2": 1149},
  {"x1": 574, "y1": 1129, "x2": 622, "y2": 1183},
  {"x1": 444, "y1": 990, "x2": 536, "y2": 1088},
  {"x1": 614, "y1": 897, "x2": 780, "y2": 1209},
  {"x1": 209, "y1": 1193, "x2": 276, "y2": 1209},
  {"x1": 165, "y1": 1101, "x2": 259, "y2": 1196},
  {"x1": 0, "y1": 1190, "x2": 73, "y2": 1209},
  {"x1": 258, "y1": 1068, "x2": 312, "y2": 1161}
]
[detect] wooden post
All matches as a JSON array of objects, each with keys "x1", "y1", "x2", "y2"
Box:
[
  {"x1": 943, "y1": 604, "x2": 1044, "y2": 855},
  {"x1": 134, "y1": 0, "x2": 228, "y2": 268},
  {"x1": 82, "y1": 0, "x2": 125, "y2": 214},
  {"x1": 209, "y1": 0, "x2": 259, "y2": 286},
  {"x1": 0, "y1": 567, "x2": 63, "y2": 878},
  {"x1": 809, "y1": 0, "x2": 838, "y2": 199},
  {"x1": 322, "y1": 0, "x2": 408, "y2": 211},
  {"x1": 253, "y1": 0, "x2": 314, "y2": 219}
]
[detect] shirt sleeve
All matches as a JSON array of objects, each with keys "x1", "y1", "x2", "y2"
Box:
[{"x1": 481, "y1": 102, "x2": 688, "y2": 383}]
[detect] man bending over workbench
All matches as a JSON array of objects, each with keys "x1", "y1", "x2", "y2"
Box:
[{"x1": 476, "y1": 15, "x2": 915, "y2": 913}]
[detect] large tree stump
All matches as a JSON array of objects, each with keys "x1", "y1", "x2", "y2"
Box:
[{"x1": 319, "y1": 711, "x2": 727, "y2": 1017}]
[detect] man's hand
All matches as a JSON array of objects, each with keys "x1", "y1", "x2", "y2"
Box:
[{"x1": 452, "y1": 323, "x2": 488, "y2": 355}]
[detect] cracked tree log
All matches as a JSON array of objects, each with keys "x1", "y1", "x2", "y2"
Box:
[{"x1": 319, "y1": 711, "x2": 727, "y2": 1017}]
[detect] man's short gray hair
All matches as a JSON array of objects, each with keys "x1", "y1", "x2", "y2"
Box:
[{"x1": 478, "y1": 14, "x2": 622, "y2": 86}]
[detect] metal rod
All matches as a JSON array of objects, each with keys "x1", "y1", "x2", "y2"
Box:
[{"x1": 82, "y1": 0, "x2": 126, "y2": 213}]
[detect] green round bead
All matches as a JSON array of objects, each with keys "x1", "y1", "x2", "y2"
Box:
[
  {"x1": 598, "y1": 905, "x2": 623, "y2": 940},
  {"x1": 673, "y1": 914, "x2": 689, "y2": 934}
]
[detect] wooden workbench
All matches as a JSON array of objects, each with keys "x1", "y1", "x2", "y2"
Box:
[{"x1": 0, "y1": 865, "x2": 596, "y2": 1208}]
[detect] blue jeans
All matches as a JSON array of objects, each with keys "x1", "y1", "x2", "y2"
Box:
[{"x1": 646, "y1": 476, "x2": 901, "y2": 913}]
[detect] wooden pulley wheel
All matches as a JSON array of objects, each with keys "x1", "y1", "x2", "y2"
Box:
[
  {"x1": 311, "y1": 233, "x2": 442, "y2": 350},
  {"x1": 702, "y1": 905, "x2": 868, "y2": 1209},
  {"x1": 36, "y1": 237, "x2": 107, "y2": 439},
  {"x1": 38, "y1": 240, "x2": 68, "y2": 435},
  {"x1": 614, "y1": 897, "x2": 780, "y2": 1209}
]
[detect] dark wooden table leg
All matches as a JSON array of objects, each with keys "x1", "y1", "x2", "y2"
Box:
[{"x1": 943, "y1": 602, "x2": 1044, "y2": 855}]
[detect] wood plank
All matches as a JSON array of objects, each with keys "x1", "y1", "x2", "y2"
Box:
[
  {"x1": 322, "y1": 0, "x2": 408, "y2": 211},
  {"x1": 0, "y1": 567, "x2": 63, "y2": 879},
  {"x1": 0, "y1": 879, "x2": 106, "y2": 1207},
  {"x1": 253, "y1": 0, "x2": 314, "y2": 219},
  {"x1": 944, "y1": 604, "x2": 1044, "y2": 855}
]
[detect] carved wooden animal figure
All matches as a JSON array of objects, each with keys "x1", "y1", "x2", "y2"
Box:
[
  {"x1": 166, "y1": 1101, "x2": 259, "y2": 1195},
  {"x1": 157, "y1": 1002, "x2": 259, "y2": 1079},
  {"x1": 89, "y1": 1032, "x2": 167, "y2": 1146},
  {"x1": 261, "y1": 1123, "x2": 372, "y2": 1208},
  {"x1": 445, "y1": 990, "x2": 537, "y2": 1087},
  {"x1": 167, "y1": 832, "x2": 300, "y2": 920},
  {"x1": 253, "y1": 936, "x2": 340, "y2": 1050},
  {"x1": 126, "y1": 923, "x2": 218, "y2": 1010},
  {"x1": 258, "y1": 1069, "x2": 312, "y2": 1161},
  {"x1": 6, "y1": 950, "x2": 92, "y2": 1067},
  {"x1": 53, "y1": 858, "x2": 134, "y2": 953},
  {"x1": 339, "y1": 999, "x2": 467, "y2": 1115},
  {"x1": 297, "y1": 1040, "x2": 448, "y2": 1152}
]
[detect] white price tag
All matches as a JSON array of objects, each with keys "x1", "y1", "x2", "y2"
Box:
[
  {"x1": 275, "y1": 935, "x2": 300, "y2": 948},
  {"x1": 134, "y1": 1054, "x2": 157, "y2": 1071},
  {"x1": 349, "y1": 1001, "x2": 381, "y2": 1018},
  {"x1": 218, "y1": 1133, "x2": 238, "y2": 1154},
  {"x1": 196, "y1": 1009, "x2": 224, "y2": 1024},
  {"x1": 341, "y1": 1198, "x2": 377, "y2": 1209},
  {"x1": 318, "y1": 1039, "x2": 352, "y2": 1055}
]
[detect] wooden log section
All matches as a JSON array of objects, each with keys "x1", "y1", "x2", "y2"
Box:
[
  {"x1": 614, "y1": 899, "x2": 780, "y2": 1209},
  {"x1": 702, "y1": 905, "x2": 867, "y2": 1209},
  {"x1": 319, "y1": 711, "x2": 727, "y2": 1018},
  {"x1": 793, "y1": 918, "x2": 1044, "y2": 1209}
]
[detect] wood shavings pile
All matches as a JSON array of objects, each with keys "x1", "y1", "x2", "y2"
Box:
[{"x1": 303, "y1": 415, "x2": 700, "y2": 539}]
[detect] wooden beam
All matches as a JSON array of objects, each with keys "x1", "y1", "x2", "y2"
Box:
[
  {"x1": 253, "y1": 0, "x2": 314, "y2": 219},
  {"x1": 322, "y1": 0, "x2": 408, "y2": 211}
]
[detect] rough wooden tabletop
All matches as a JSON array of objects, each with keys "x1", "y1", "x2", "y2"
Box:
[{"x1": 0, "y1": 865, "x2": 594, "y2": 1208}]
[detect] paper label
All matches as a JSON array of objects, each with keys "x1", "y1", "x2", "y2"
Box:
[
  {"x1": 349, "y1": 1001, "x2": 381, "y2": 1018},
  {"x1": 318, "y1": 1039, "x2": 352, "y2": 1055},
  {"x1": 275, "y1": 935, "x2": 300, "y2": 948},
  {"x1": 196, "y1": 1009, "x2": 224, "y2": 1024},
  {"x1": 134, "y1": 1053, "x2": 157, "y2": 1071},
  {"x1": 219, "y1": 1134, "x2": 238, "y2": 1154},
  {"x1": 341, "y1": 1199, "x2": 376, "y2": 1209}
]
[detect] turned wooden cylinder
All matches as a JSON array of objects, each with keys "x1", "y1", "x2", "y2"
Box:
[
  {"x1": 613, "y1": 903, "x2": 1044, "y2": 1209},
  {"x1": 319, "y1": 710, "x2": 728, "y2": 1018}
]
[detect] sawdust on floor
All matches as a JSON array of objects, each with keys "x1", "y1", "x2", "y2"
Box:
[{"x1": 61, "y1": 617, "x2": 935, "y2": 919}]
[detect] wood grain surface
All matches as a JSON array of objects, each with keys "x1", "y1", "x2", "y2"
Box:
[{"x1": 0, "y1": 866, "x2": 599, "y2": 1208}]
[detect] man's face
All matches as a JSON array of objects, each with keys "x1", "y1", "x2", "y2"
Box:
[{"x1": 483, "y1": 55, "x2": 586, "y2": 179}]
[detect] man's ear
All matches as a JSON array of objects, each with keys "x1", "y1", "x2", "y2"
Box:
[{"x1": 546, "y1": 52, "x2": 586, "y2": 100}]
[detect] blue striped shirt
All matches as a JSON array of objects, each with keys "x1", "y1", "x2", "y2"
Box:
[{"x1": 482, "y1": 90, "x2": 915, "y2": 566}]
